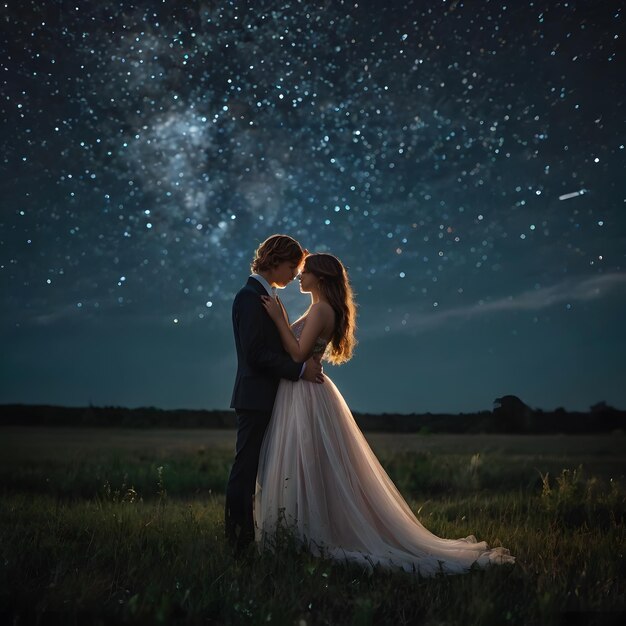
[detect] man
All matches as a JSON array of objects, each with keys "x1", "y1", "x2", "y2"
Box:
[{"x1": 225, "y1": 234, "x2": 324, "y2": 551}]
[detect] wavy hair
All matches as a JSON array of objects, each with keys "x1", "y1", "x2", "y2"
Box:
[
  {"x1": 251, "y1": 234, "x2": 305, "y2": 273},
  {"x1": 304, "y1": 253, "x2": 357, "y2": 364}
]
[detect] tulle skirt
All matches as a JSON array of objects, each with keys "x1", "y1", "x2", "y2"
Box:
[{"x1": 254, "y1": 376, "x2": 514, "y2": 576}]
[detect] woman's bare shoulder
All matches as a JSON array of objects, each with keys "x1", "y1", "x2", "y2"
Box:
[{"x1": 310, "y1": 301, "x2": 334, "y2": 320}]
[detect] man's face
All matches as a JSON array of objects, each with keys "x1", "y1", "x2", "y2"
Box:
[{"x1": 272, "y1": 260, "x2": 301, "y2": 288}]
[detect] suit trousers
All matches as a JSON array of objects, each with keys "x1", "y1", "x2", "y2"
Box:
[{"x1": 225, "y1": 409, "x2": 272, "y2": 549}]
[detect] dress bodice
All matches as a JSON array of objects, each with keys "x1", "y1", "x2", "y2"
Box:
[{"x1": 291, "y1": 317, "x2": 328, "y2": 357}]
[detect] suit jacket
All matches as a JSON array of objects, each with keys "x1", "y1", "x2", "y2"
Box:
[{"x1": 230, "y1": 277, "x2": 302, "y2": 412}]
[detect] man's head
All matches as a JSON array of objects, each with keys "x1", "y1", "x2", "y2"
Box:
[{"x1": 251, "y1": 234, "x2": 306, "y2": 288}]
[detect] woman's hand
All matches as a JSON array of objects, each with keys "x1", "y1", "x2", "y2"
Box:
[{"x1": 261, "y1": 295, "x2": 284, "y2": 324}]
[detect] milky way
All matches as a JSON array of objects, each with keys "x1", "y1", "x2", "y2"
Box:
[{"x1": 2, "y1": 1, "x2": 625, "y2": 412}]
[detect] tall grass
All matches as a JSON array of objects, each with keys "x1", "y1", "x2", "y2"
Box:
[{"x1": 0, "y1": 434, "x2": 624, "y2": 624}]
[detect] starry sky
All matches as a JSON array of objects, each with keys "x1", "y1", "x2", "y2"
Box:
[{"x1": 1, "y1": 0, "x2": 625, "y2": 415}]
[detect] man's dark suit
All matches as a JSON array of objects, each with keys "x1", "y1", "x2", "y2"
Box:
[{"x1": 225, "y1": 276, "x2": 302, "y2": 549}]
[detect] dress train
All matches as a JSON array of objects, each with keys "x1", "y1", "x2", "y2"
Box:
[{"x1": 254, "y1": 368, "x2": 514, "y2": 576}]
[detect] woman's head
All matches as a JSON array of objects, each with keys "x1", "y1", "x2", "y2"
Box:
[{"x1": 301, "y1": 253, "x2": 357, "y2": 364}]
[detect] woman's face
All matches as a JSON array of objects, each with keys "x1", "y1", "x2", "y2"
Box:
[{"x1": 298, "y1": 266, "x2": 318, "y2": 293}]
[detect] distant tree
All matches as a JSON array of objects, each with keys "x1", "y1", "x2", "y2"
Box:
[
  {"x1": 493, "y1": 395, "x2": 534, "y2": 432},
  {"x1": 589, "y1": 401, "x2": 623, "y2": 433},
  {"x1": 590, "y1": 401, "x2": 615, "y2": 413},
  {"x1": 81, "y1": 405, "x2": 97, "y2": 425}
]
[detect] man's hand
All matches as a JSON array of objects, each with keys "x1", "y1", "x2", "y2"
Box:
[{"x1": 301, "y1": 356, "x2": 324, "y2": 384}]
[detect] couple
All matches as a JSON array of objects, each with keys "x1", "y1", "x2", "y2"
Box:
[{"x1": 225, "y1": 234, "x2": 514, "y2": 575}]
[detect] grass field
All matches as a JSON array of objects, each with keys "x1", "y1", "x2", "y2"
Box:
[{"x1": 1, "y1": 428, "x2": 625, "y2": 624}]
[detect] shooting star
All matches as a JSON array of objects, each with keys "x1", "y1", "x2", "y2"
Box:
[{"x1": 559, "y1": 189, "x2": 587, "y2": 201}]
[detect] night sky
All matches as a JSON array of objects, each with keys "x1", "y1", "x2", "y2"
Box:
[{"x1": 1, "y1": 1, "x2": 625, "y2": 415}]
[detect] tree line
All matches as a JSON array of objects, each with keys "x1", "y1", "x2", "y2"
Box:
[{"x1": 0, "y1": 397, "x2": 623, "y2": 434}]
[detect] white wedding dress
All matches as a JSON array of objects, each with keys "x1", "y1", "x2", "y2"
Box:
[{"x1": 254, "y1": 318, "x2": 514, "y2": 576}]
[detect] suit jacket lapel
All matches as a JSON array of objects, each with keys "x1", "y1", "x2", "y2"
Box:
[
  {"x1": 247, "y1": 276, "x2": 289, "y2": 325},
  {"x1": 276, "y1": 296, "x2": 289, "y2": 325}
]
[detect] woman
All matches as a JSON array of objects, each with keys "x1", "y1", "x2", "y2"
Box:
[{"x1": 256, "y1": 253, "x2": 514, "y2": 575}]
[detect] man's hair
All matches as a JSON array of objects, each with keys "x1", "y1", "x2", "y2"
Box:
[{"x1": 251, "y1": 234, "x2": 305, "y2": 273}]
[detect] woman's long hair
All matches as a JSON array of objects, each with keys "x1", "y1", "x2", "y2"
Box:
[{"x1": 304, "y1": 253, "x2": 357, "y2": 364}]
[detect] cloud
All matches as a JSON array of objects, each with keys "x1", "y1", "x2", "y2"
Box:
[
  {"x1": 461, "y1": 272, "x2": 626, "y2": 313},
  {"x1": 368, "y1": 272, "x2": 626, "y2": 335}
]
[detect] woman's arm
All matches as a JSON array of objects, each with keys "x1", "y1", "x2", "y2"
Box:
[{"x1": 261, "y1": 297, "x2": 329, "y2": 362}]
